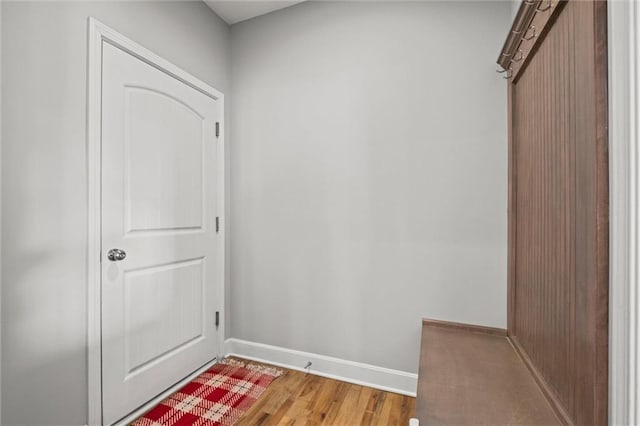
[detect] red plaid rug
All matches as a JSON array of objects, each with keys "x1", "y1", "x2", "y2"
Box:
[{"x1": 131, "y1": 358, "x2": 283, "y2": 426}]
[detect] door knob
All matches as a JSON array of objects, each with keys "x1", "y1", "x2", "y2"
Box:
[{"x1": 107, "y1": 248, "x2": 127, "y2": 261}]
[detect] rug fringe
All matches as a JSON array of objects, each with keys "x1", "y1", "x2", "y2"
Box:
[
  {"x1": 221, "y1": 357, "x2": 284, "y2": 378},
  {"x1": 245, "y1": 363, "x2": 284, "y2": 378},
  {"x1": 220, "y1": 358, "x2": 247, "y2": 368}
]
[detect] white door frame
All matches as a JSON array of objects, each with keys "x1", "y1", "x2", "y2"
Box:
[
  {"x1": 86, "y1": 18, "x2": 225, "y2": 426},
  {"x1": 609, "y1": 1, "x2": 639, "y2": 424}
]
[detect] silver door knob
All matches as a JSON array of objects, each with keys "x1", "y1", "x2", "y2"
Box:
[{"x1": 107, "y1": 248, "x2": 127, "y2": 261}]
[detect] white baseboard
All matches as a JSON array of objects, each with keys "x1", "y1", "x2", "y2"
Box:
[{"x1": 224, "y1": 338, "x2": 417, "y2": 397}]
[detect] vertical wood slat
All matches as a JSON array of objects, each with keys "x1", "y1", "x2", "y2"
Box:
[
  {"x1": 508, "y1": 1, "x2": 608, "y2": 425},
  {"x1": 593, "y1": 3, "x2": 609, "y2": 424}
]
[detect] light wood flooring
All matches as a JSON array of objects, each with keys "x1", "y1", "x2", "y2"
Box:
[{"x1": 236, "y1": 360, "x2": 416, "y2": 425}]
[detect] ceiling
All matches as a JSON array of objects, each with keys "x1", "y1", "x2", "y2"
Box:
[{"x1": 204, "y1": 1, "x2": 306, "y2": 25}]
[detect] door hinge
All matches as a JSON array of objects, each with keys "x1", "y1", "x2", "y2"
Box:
[
  {"x1": 215, "y1": 122, "x2": 220, "y2": 138},
  {"x1": 215, "y1": 311, "x2": 220, "y2": 329},
  {"x1": 216, "y1": 216, "x2": 220, "y2": 233}
]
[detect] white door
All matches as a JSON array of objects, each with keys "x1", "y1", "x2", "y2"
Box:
[{"x1": 100, "y1": 42, "x2": 222, "y2": 425}]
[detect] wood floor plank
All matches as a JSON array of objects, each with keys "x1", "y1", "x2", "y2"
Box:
[
  {"x1": 373, "y1": 391, "x2": 393, "y2": 426},
  {"x1": 318, "y1": 381, "x2": 350, "y2": 425},
  {"x1": 307, "y1": 376, "x2": 340, "y2": 424},
  {"x1": 362, "y1": 389, "x2": 386, "y2": 426},
  {"x1": 330, "y1": 384, "x2": 362, "y2": 425},
  {"x1": 386, "y1": 393, "x2": 406, "y2": 426},
  {"x1": 232, "y1": 358, "x2": 416, "y2": 425},
  {"x1": 335, "y1": 385, "x2": 373, "y2": 425}
]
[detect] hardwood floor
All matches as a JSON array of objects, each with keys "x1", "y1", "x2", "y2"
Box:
[{"x1": 236, "y1": 360, "x2": 416, "y2": 425}]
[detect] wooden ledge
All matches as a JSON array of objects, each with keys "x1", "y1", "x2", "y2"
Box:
[{"x1": 416, "y1": 319, "x2": 561, "y2": 425}]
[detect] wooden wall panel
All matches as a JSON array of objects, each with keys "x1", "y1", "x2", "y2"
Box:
[{"x1": 507, "y1": 1, "x2": 608, "y2": 425}]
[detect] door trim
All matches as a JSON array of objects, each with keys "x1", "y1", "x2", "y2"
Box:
[
  {"x1": 87, "y1": 17, "x2": 225, "y2": 425},
  {"x1": 609, "y1": 1, "x2": 639, "y2": 424}
]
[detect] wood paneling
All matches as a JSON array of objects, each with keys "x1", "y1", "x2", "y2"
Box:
[
  {"x1": 416, "y1": 322, "x2": 561, "y2": 425},
  {"x1": 506, "y1": 1, "x2": 608, "y2": 424}
]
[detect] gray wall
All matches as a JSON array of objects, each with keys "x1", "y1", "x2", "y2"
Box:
[
  {"x1": 230, "y1": 1, "x2": 510, "y2": 374},
  {"x1": 1, "y1": 1, "x2": 511, "y2": 423},
  {"x1": 1, "y1": 2, "x2": 229, "y2": 424},
  {"x1": 512, "y1": 0, "x2": 520, "y2": 21}
]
